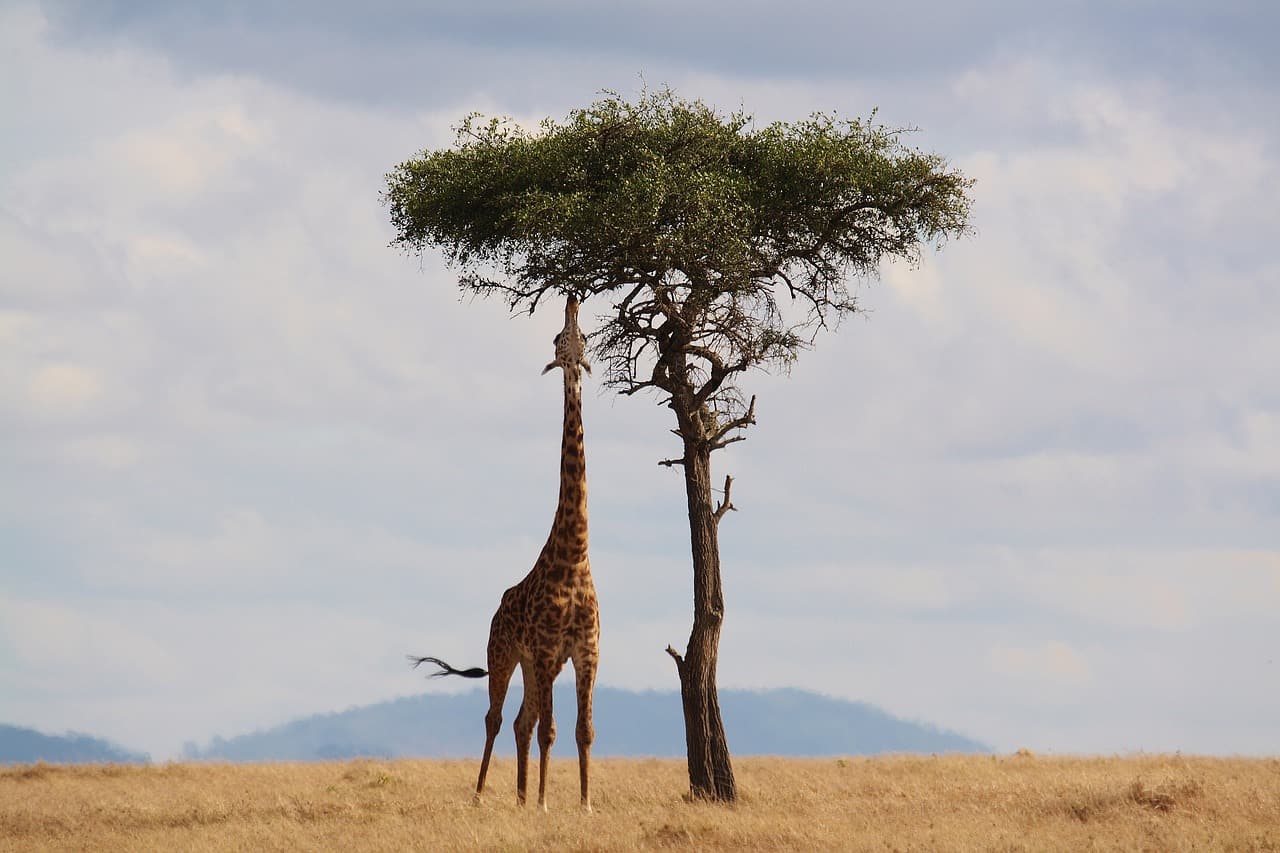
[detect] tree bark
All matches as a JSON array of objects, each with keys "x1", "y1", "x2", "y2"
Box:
[{"x1": 668, "y1": 444, "x2": 737, "y2": 801}]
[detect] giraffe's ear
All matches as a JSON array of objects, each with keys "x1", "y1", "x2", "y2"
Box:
[
  {"x1": 579, "y1": 358, "x2": 592, "y2": 376},
  {"x1": 542, "y1": 361, "x2": 558, "y2": 374}
]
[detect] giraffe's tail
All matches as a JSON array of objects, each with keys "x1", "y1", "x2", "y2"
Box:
[{"x1": 407, "y1": 655, "x2": 488, "y2": 679}]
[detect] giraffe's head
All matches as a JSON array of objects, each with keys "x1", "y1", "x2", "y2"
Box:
[{"x1": 542, "y1": 295, "x2": 592, "y2": 377}]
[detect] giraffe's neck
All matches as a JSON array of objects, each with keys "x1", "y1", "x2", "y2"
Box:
[{"x1": 551, "y1": 368, "x2": 588, "y2": 562}]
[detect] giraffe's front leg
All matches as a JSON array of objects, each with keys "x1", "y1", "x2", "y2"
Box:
[
  {"x1": 532, "y1": 668, "x2": 557, "y2": 811},
  {"x1": 572, "y1": 654, "x2": 597, "y2": 812},
  {"x1": 513, "y1": 663, "x2": 536, "y2": 807}
]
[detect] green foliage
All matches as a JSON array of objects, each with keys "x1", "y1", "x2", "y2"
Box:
[{"x1": 385, "y1": 88, "x2": 973, "y2": 448}]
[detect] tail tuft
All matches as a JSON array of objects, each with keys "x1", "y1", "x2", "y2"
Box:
[{"x1": 407, "y1": 655, "x2": 488, "y2": 679}]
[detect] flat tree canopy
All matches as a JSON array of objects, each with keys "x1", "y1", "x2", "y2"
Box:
[{"x1": 386, "y1": 89, "x2": 973, "y2": 801}]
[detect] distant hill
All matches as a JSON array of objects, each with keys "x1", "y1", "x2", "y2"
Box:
[
  {"x1": 186, "y1": 687, "x2": 988, "y2": 761},
  {"x1": 0, "y1": 724, "x2": 150, "y2": 765}
]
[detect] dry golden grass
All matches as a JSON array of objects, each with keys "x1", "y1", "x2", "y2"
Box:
[{"x1": 3, "y1": 754, "x2": 1278, "y2": 851}]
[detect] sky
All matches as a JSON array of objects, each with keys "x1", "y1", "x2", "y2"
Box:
[{"x1": 2, "y1": 0, "x2": 1278, "y2": 761}]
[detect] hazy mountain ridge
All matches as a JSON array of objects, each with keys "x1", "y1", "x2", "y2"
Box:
[
  {"x1": 0, "y1": 723, "x2": 150, "y2": 765},
  {"x1": 184, "y1": 687, "x2": 989, "y2": 761},
  {"x1": 2, "y1": 688, "x2": 987, "y2": 765}
]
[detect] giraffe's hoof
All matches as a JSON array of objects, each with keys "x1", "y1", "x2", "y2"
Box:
[{"x1": 471, "y1": 793, "x2": 483, "y2": 807}]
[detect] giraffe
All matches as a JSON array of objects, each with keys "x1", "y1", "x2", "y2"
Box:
[{"x1": 411, "y1": 295, "x2": 599, "y2": 812}]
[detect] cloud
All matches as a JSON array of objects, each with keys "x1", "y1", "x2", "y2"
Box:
[
  {"x1": 988, "y1": 641, "x2": 1092, "y2": 687},
  {"x1": 0, "y1": 597, "x2": 186, "y2": 716},
  {"x1": 59, "y1": 435, "x2": 141, "y2": 470},
  {"x1": 24, "y1": 363, "x2": 103, "y2": 415},
  {"x1": 39, "y1": 0, "x2": 1279, "y2": 110}
]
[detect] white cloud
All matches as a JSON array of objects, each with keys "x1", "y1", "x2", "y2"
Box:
[
  {"x1": 24, "y1": 362, "x2": 103, "y2": 415},
  {"x1": 0, "y1": 597, "x2": 183, "y2": 690},
  {"x1": 988, "y1": 641, "x2": 1092, "y2": 687},
  {"x1": 60, "y1": 435, "x2": 140, "y2": 469}
]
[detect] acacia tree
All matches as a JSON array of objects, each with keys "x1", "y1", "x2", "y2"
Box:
[{"x1": 385, "y1": 89, "x2": 973, "y2": 801}]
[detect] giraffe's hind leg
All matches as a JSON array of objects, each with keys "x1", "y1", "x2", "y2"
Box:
[
  {"x1": 475, "y1": 651, "x2": 516, "y2": 804},
  {"x1": 572, "y1": 654, "x2": 597, "y2": 812},
  {"x1": 513, "y1": 661, "x2": 537, "y2": 806},
  {"x1": 532, "y1": 662, "x2": 557, "y2": 812}
]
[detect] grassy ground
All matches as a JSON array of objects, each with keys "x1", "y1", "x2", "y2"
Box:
[{"x1": 2, "y1": 754, "x2": 1278, "y2": 851}]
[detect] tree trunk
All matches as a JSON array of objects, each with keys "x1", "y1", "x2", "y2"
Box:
[{"x1": 670, "y1": 444, "x2": 737, "y2": 801}]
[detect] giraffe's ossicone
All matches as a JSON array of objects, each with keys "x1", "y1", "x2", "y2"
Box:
[{"x1": 410, "y1": 294, "x2": 599, "y2": 812}]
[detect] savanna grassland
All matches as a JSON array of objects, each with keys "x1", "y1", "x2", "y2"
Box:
[{"x1": 2, "y1": 754, "x2": 1278, "y2": 851}]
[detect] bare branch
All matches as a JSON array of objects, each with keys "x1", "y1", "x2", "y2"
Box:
[
  {"x1": 658, "y1": 456, "x2": 687, "y2": 468},
  {"x1": 709, "y1": 434, "x2": 748, "y2": 452},
  {"x1": 665, "y1": 644, "x2": 686, "y2": 677},
  {"x1": 713, "y1": 474, "x2": 737, "y2": 521},
  {"x1": 619, "y1": 379, "x2": 662, "y2": 397},
  {"x1": 709, "y1": 395, "x2": 757, "y2": 447},
  {"x1": 685, "y1": 344, "x2": 727, "y2": 374}
]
